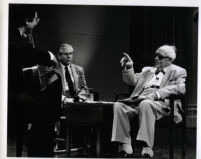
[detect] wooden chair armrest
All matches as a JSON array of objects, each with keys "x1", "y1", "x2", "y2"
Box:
[{"x1": 167, "y1": 94, "x2": 185, "y2": 110}]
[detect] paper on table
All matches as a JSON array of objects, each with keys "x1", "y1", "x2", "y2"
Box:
[{"x1": 85, "y1": 100, "x2": 114, "y2": 104}]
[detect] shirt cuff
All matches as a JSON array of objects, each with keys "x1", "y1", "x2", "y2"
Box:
[
  {"x1": 62, "y1": 95, "x2": 66, "y2": 102},
  {"x1": 155, "y1": 91, "x2": 161, "y2": 100}
]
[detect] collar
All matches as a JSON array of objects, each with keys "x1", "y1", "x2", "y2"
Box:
[
  {"x1": 61, "y1": 63, "x2": 71, "y2": 69},
  {"x1": 154, "y1": 66, "x2": 168, "y2": 73}
]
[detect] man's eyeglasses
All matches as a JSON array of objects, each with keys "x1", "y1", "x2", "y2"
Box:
[{"x1": 155, "y1": 54, "x2": 169, "y2": 60}]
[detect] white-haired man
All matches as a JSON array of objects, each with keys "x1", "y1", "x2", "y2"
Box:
[
  {"x1": 54, "y1": 43, "x2": 88, "y2": 150},
  {"x1": 111, "y1": 45, "x2": 187, "y2": 158},
  {"x1": 55, "y1": 43, "x2": 88, "y2": 103}
]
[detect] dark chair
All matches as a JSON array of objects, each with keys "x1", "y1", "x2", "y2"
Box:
[
  {"x1": 166, "y1": 94, "x2": 186, "y2": 159},
  {"x1": 115, "y1": 93, "x2": 186, "y2": 159}
]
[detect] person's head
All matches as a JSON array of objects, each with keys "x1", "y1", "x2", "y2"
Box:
[
  {"x1": 9, "y1": 5, "x2": 40, "y2": 33},
  {"x1": 38, "y1": 60, "x2": 56, "y2": 76},
  {"x1": 57, "y1": 43, "x2": 74, "y2": 65},
  {"x1": 154, "y1": 45, "x2": 176, "y2": 69},
  {"x1": 24, "y1": 12, "x2": 40, "y2": 32}
]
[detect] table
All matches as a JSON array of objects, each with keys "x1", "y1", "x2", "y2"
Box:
[{"x1": 64, "y1": 101, "x2": 114, "y2": 157}]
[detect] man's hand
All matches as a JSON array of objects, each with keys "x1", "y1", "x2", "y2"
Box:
[
  {"x1": 133, "y1": 95, "x2": 146, "y2": 104},
  {"x1": 63, "y1": 97, "x2": 74, "y2": 104},
  {"x1": 120, "y1": 52, "x2": 133, "y2": 69},
  {"x1": 145, "y1": 93, "x2": 157, "y2": 100},
  {"x1": 132, "y1": 93, "x2": 157, "y2": 104}
]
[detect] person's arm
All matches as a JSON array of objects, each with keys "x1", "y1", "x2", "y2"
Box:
[
  {"x1": 157, "y1": 68, "x2": 187, "y2": 99},
  {"x1": 146, "y1": 67, "x2": 187, "y2": 101},
  {"x1": 12, "y1": 39, "x2": 57, "y2": 67},
  {"x1": 122, "y1": 67, "x2": 140, "y2": 86},
  {"x1": 62, "y1": 95, "x2": 74, "y2": 104},
  {"x1": 121, "y1": 53, "x2": 141, "y2": 86},
  {"x1": 77, "y1": 67, "x2": 88, "y2": 101}
]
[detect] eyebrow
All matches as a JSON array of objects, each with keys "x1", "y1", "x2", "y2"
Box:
[{"x1": 59, "y1": 52, "x2": 73, "y2": 54}]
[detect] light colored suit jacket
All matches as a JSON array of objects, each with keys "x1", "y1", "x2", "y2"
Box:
[
  {"x1": 122, "y1": 64, "x2": 187, "y2": 123},
  {"x1": 55, "y1": 63, "x2": 88, "y2": 100}
]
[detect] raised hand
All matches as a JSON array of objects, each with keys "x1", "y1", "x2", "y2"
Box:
[{"x1": 120, "y1": 52, "x2": 133, "y2": 69}]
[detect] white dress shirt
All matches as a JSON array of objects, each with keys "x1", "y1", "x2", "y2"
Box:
[
  {"x1": 145, "y1": 67, "x2": 167, "y2": 88},
  {"x1": 144, "y1": 67, "x2": 167, "y2": 99}
]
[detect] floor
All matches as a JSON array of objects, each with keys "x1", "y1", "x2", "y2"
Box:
[{"x1": 7, "y1": 128, "x2": 196, "y2": 158}]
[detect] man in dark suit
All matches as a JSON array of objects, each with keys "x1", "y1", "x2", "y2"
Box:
[
  {"x1": 22, "y1": 64, "x2": 62, "y2": 157},
  {"x1": 111, "y1": 45, "x2": 187, "y2": 158},
  {"x1": 8, "y1": 5, "x2": 60, "y2": 157}
]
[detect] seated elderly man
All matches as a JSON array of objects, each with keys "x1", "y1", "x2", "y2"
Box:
[
  {"x1": 54, "y1": 43, "x2": 88, "y2": 150},
  {"x1": 55, "y1": 43, "x2": 88, "y2": 103},
  {"x1": 111, "y1": 45, "x2": 187, "y2": 158}
]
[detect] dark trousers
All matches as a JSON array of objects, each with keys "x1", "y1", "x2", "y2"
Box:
[
  {"x1": 28, "y1": 120, "x2": 55, "y2": 157},
  {"x1": 15, "y1": 94, "x2": 56, "y2": 157}
]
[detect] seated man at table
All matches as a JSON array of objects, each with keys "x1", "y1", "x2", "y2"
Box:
[
  {"x1": 55, "y1": 43, "x2": 88, "y2": 104},
  {"x1": 54, "y1": 43, "x2": 89, "y2": 150},
  {"x1": 111, "y1": 45, "x2": 186, "y2": 158}
]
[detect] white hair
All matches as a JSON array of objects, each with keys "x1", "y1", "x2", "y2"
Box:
[
  {"x1": 156, "y1": 45, "x2": 176, "y2": 62},
  {"x1": 59, "y1": 43, "x2": 74, "y2": 53}
]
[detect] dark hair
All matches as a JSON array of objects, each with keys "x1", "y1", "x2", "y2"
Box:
[
  {"x1": 48, "y1": 60, "x2": 56, "y2": 68},
  {"x1": 9, "y1": 4, "x2": 37, "y2": 29}
]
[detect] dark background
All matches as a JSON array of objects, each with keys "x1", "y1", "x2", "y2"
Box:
[{"x1": 8, "y1": 4, "x2": 198, "y2": 127}]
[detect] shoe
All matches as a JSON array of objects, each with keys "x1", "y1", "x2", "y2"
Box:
[
  {"x1": 119, "y1": 143, "x2": 133, "y2": 154},
  {"x1": 119, "y1": 151, "x2": 133, "y2": 158},
  {"x1": 141, "y1": 147, "x2": 153, "y2": 158}
]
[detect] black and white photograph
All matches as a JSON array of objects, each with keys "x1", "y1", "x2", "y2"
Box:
[{"x1": 1, "y1": 1, "x2": 199, "y2": 159}]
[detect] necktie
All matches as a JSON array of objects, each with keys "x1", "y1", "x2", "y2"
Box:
[
  {"x1": 155, "y1": 69, "x2": 165, "y2": 75},
  {"x1": 65, "y1": 66, "x2": 75, "y2": 96}
]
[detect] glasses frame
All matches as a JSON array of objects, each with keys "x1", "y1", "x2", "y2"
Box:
[{"x1": 155, "y1": 54, "x2": 170, "y2": 60}]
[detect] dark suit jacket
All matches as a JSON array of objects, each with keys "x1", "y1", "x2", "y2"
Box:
[
  {"x1": 8, "y1": 29, "x2": 54, "y2": 134},
  {"x1": 8, "y1": 29, "x2": 51, "y2": 101},
  {"x1": 20, "y1": 67, "x2": 62, "y2": 121}
]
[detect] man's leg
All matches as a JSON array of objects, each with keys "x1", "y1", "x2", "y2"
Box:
[
  {"x1": 28, "y1": 120, "x2": 55, "y2": 157},
  {"x1": 111, "y1": 102, "x2": 137, "y2": 154},
  {"x1": 136, "y1": 99, "x2": 165, "y2": 157}
]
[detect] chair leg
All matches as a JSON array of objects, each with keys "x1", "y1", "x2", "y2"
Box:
[
  {"x1": 182, "y1": 117, "x2": 186, "y2": 159},
  {"x1": 169, "y1": 125, "x2": 174, "y2": 159},
  {"x1": 83, "y1": 127, "x2": 88, "y2": 154},
  {"x1": 66, "y1": 127, "x2": 71, "y2": 155},
  {"x1": 169, "y1": 112, "x2": 174, "y2": 158},
  {"x1": 169, "y1": 98, "x2": 175, "y2": 159},
  {"x1": 95, "y1": 127, "x2": 101, "y2": 157},
  {"x1": 16, "y1": 135, "x2": 23, "y2": 157},
  {"x1": 16, "y1": 121, "x2": 26, "y2": 157}
]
